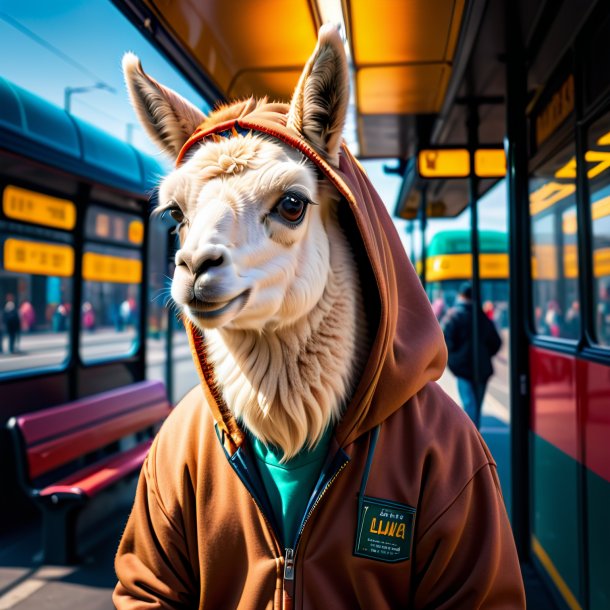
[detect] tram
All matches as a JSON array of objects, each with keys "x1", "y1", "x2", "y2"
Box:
[
  {"x1": 0, "y1": 74, "x2": 197, "y2": 526},
  {"x1": 424, "y1": 228, "x2": 509, "y2": 317},
  {"x1": 1, "y1": 0, "x2": 610, "y2": 608}
]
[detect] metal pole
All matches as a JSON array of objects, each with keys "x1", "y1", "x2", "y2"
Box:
[
  {"x1": 68, "y1": 184, "x2": 89, "y2": 400},
  {"x1": 408, "y1": 220, "x2": 416, "y2": 264},
  {"x1": 420, "y1": 188, "x2": 428, "y2": 290},
  {"x1": 467, "y1": 101, "x2": 482, "y2": 427},
  {"x1": 505, "y1": 0, "x2": 530, "y2": 560}
]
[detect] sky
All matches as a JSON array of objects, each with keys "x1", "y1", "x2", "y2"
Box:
[
  {"x1": 0, "y1": 0, "x2": 505, "y2": 254},
  {"x1": 0, "y1": 0, "x2": 206, "y2": 159}
]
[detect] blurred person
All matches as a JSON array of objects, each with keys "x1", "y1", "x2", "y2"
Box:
[
  {"x1": 441, "y1": 282, "x2": 502, "y2": 429},
  {"x1": 3, "y1": 294, "x2": 21, "y2": 353},
  {"x1": 597, "y1": 284, "x2": 610, "y2": 344},
  {"x1": 535, "y1": 305, "x2": 549, "y2": 335},
  {"x1": 431, "y1": 295, "x2": 446, "y2": 320},
  {"x1": 19, "y1": 300, "x2": 35, "y2": 332},
  {"x1": 483, "y1": 300, "x2": 495, "y2": 321},
  {"x1": 52, "y1": 303, "x2": 69, "y2": 332},
  {"x1": 564, "y1": 300, "x2": 580, "y2": 340},
  {"x1": 120, "y1": 298, "x2": 131, "y2": 328},
  {"x1": 82, "y1": 302, "x2": 96, "y2": 331},
  {"x1": 544, "y1": 300, "x2": 562, "y2": 338}
]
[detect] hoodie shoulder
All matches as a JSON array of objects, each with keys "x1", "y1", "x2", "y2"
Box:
[{"x1": 384, "y1": 381, "x2": 497, "y2": 536}]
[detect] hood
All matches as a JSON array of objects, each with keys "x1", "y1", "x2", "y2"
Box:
[{"x1": 179, "y1": 109, "x2": 447, "y2": 454}]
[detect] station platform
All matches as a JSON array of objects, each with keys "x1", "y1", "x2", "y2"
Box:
[{"x1": 0, "y1": 371, "x2": 558, "y2": 609}]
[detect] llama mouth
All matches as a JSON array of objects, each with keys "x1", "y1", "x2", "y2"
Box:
[{"x1": 187, "y1": 290, "x2": 250, "y2": 320}]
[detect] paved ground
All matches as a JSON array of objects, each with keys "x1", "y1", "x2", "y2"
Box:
[{"x1": 0, "y1": 507, "x2": 124, "y2": 609}]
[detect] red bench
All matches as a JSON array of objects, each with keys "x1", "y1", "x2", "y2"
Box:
[{"x1": 7, "y1": 380, "x2": 171, "y2": 564}]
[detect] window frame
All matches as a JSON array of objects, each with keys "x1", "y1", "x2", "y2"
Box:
[
  {"x1": 78, "y1": 201, "x2": 146, "y2": 367},
  {"x1": 0, "y1": 180, "x2": 77, "y2": 380},
  {"x1": 578, "y1": 99, "x2": 610, "y2": 355},
  {"x1": 527, "y1": 134, "x2": 583, "y2": 349}
]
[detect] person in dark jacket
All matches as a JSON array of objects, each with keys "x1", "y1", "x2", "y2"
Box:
[
  {"x1": 441, "y1": 282, "x2": 502, "y2": 428},
  {"x1": 3, "y1": 294, "x2": 20, "y2": 354}
]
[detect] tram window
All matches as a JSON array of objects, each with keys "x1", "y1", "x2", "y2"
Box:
[
  {"x1": 587, "y1": 113, "x2": 610, "y2": 346},
  {"x1": 80, "y1": 244, "x2": 142, "y2": 363},
  {"x1": 85, "y1": 206, "x2": 144, "y2": 247},
  {"x1": 529, "y1": 146, "x2": 581, "y2": 340},
  {"x1": 0, "y1": 234, "x2": 73, "y2": 374}
]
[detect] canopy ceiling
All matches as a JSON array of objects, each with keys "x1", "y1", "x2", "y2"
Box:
[{"x1": 129, "y1": 0, "x2": 467, "y2": 159}]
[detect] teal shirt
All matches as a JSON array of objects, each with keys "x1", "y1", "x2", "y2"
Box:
[{"x1": 249, "y1": 428, "x2": 333, "y2": 547}]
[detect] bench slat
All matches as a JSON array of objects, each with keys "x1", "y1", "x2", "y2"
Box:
[
  {"x1": 17, "y1": 380, "x2": 167, "y2": 446},
  {"x1": 27, "y1": 401, "x2": 169, "y2": 479},
  {"x1": 39, "y1": 440, "x2": 153, "y2": 499}
]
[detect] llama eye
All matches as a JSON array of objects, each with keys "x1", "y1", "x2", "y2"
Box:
[
  {"x1": 167, "y1": 203, "x2": 184, "y2": 223},
  {"x1": 274, "y1": 192, "x2": 309, "y2": 224}
]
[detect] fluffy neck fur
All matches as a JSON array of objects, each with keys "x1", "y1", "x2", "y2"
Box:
[{"x1": 205, "y1": 211, "x2": 366, "y2": 460}]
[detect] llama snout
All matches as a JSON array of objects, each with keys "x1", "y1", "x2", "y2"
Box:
[
  {"x1": 175, "y1": 244, "x2": 231, "y2": 276},
  {"x1": 175, "y1": 244, "x2": 242, "y2": 305}
]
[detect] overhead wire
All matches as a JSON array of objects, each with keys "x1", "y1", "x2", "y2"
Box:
[{"x1": 0, "y1": 11, "x2": 113, "y2": 88}]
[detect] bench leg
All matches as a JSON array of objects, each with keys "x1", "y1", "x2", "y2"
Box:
[{"x1": 41, "y1": 503, "x2": 81, "y2": 565}]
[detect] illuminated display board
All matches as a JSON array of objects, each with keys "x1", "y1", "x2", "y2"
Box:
[
  {"x1": 82, "y1": 252, "x2": 142, "y2": 284},
  {"x1": 3, "y1": 238, "x2": 74, "y2": 276},
  {"x1": 418, "y1": 149, "x2": 469, "y2": 178},
  {"x1": 128, "y1": 220, "x2": 144, "y2": 244},
  {"x1": 474, "y1": 149, "x2": 507, "y2": 177},
  {"x1": 2, "y1": 185, "x2": 76, "y2": 230},
  {"x1": 86, "y1": 206, "x2": 144, "y2": 245},
  {"x1": 418, "y1": 149, "x2": 506, "y2": 178}
]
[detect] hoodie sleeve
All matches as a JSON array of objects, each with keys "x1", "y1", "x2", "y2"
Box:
[
  {"x1": 413, "y1": 462, "x2": 526, "y2": 609},
  {"x1": 113, "y1": 443, "x2": 198, "y2": 609}
]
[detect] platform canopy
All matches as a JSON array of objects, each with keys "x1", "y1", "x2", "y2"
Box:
[{"x1": 113, "y1": 0, "x2": 467, "y2": 160}]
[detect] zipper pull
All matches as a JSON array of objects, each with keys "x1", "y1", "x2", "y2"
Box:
[{"x1": 284, "y1": 547, "x2": 295, "y2": 580}]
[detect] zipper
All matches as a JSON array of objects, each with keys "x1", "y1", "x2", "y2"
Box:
[
  {"x1": 284, "y1": 547, "x2": 295, "y2": 580},
  {"x1": 219, "y1": 425, "x2": 352, "y2": 608},
  {"x1": 282, "y1": 426, "x2": 380, "y2": 602},
  {"x1": 282, "y1": 456, "x2": 350, "y2": 605}
]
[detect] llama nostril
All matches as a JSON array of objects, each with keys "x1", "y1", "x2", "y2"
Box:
[
  {"x1": 197, "y1": 255, "x2": 224, "y2": 275},
  {"x1": 175, "y1": 249, "x2": 192, "y2": 271}
]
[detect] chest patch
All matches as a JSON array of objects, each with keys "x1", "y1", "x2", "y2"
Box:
[{"x1": 354, "y1": 496, "x2": 415, "y2": 563}]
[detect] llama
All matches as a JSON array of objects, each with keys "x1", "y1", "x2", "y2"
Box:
[
  {"x1": 123, "y1": 26, "x2": 366, "y2": 459},
  {"x1": 115, "y1": 25, "x2": 525, "y2": 610}
]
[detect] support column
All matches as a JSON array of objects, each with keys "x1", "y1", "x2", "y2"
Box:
[
  {"x1": 467, "y1": 102, "x2": 482, "y2": 426},
  {"x1": 505, "y1": 0, "x2": 530, "y2": 560},
  {"x1": 419, "y1": 187, "x2": 428, "y2": 290}
]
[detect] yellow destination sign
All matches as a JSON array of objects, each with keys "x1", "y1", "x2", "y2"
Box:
[
  {"x1": 474, "y1": 149, "x2": 506, "y2": 178},
  {"x1": 418, "y1": 149, "x2": 506, "y2": 179},
  {"x1": 128, "y1": 220, "x2": 144, "y2": 244},
  {"x1": 426, "y1": 253, "x2": 509, "y2": 282},
  {"x1": 3, "y1": 238, "x2": 74, "y2": 277},
  {"x1": 83, "y1": 252, "x2": 142, "y2": 284},
  {"x1": 418, "y1": 149, "x2": 469, "y2": 178},
  {"x1": 3, "y1": 185, "x2": 76, "y2": 230}
]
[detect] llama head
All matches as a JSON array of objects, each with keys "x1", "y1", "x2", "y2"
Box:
[{"x1": 123, "y1": 25, "x2": 349, "y2": 333}]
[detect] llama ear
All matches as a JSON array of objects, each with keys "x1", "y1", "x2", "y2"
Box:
[
  {"x1": 287, "y1": 25, "x2": 349, "y2": 167},
  {"x1": 122, "y1": 52, "x2": 206, "y2": 158}
]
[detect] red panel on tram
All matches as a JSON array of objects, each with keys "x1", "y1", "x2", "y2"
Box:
[
  {"x1": 579, "y1": 358, "x2": 610, "y2": 483},
  {"x1": 529, "y1": 346, "x2": 580, "y2": 462}
]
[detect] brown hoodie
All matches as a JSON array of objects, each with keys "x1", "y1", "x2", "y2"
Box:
[{"x1": 114, "y1": 114, "x2": 526, "y2": 609}]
